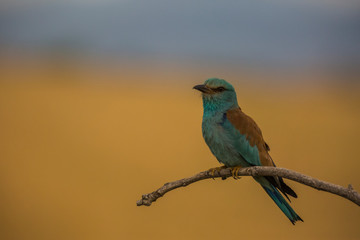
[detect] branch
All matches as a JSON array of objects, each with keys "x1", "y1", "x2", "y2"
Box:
[{"x1": 136, "y1": 166, "x2": 360, "y2": 207}]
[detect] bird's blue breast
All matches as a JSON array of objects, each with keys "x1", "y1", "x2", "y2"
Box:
[{"x1": 202, "y1": 112, "x2": 261, "y2": 167}]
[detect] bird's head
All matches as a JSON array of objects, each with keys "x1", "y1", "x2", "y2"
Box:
[{"x1": 193, "y1": 78, "x2": 238, "y2": 112}]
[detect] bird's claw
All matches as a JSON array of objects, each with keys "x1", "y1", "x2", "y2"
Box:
[
  {"x1": 208, "y1": 166, "x2": 227, "y2": 179},
  {"x1": 231, "y1": 166, "x2": 242, "y2": 180}
]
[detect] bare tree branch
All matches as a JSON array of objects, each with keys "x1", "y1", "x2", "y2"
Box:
[{"x1": 136, "y1": 166, "x2": 360, "y2": 207}]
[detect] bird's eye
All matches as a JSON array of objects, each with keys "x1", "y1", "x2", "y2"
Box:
[{"x1": 215, "y1": 87, "x2": 226, "y2": 92}]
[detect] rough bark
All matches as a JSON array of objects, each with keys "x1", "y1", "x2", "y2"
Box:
[{"x1": 136, "y1": 166, "x2": 360, "y2": 207}]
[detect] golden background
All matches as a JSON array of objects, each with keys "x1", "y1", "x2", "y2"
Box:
[{"x1": 0, "y1": 59, "x2": 359, "y2": 240}]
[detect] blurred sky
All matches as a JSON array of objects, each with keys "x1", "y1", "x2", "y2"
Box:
[{"x1": 1, "y1": 0, "x2": 360, "y2": 71}]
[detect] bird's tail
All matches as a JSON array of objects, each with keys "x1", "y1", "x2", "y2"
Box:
[{"x1": 256, "y1": 177, "x2": 303, "y2": 224}]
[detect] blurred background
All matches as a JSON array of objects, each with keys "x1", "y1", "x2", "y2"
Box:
[{"x1": 0, "y1": 0, "x2": 360, "y2": 239}]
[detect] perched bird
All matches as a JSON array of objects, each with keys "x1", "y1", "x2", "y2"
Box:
[{"x1": 193, "y1": 78, "x2": 303, "y2": 224}]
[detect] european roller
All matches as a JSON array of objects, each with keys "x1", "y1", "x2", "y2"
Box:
[{"x1": 193, "y1": 78, "x2": 303, "y2": 224}]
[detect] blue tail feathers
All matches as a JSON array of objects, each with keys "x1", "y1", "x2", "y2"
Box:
[{"x1": 263, "y1": 185, "x2": 303, "y2": 224}]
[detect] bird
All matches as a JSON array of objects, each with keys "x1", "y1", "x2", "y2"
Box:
[{"x1": 193, "y1": 77, "x2": 303, "y2": 224}]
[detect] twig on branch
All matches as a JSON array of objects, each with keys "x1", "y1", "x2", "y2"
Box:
[{"x1": 136, "y1": 166, "x2": 360, "y2": 207}]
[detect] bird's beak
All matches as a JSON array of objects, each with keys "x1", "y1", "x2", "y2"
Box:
[{"x1": 193, "y1": 84, "x2": 211, "y2": 93}]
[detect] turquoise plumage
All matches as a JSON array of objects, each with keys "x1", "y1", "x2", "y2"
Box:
[{"x1": 194, "y1": 78, "x2": 303, "y2": 224}]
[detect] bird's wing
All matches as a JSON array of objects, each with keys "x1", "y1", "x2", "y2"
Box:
[
  {"x1": 226, "y1": 107, "x2": 298, "y2": 199},
  {"x1": 226, "y1": 107, "x2": 273, "y2": 167}
]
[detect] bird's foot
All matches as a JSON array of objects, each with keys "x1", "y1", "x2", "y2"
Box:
[
  {"x1": 230, "y1": 166, "x2": 242, "y2": 180},
  {"x1": 208, "y1": 166, "x2": 227, "y2": 179}
]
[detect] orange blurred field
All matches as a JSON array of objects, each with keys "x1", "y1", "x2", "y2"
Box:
[{"x1": 0, "y1": 60, "x2": 359, "y2": 240}]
